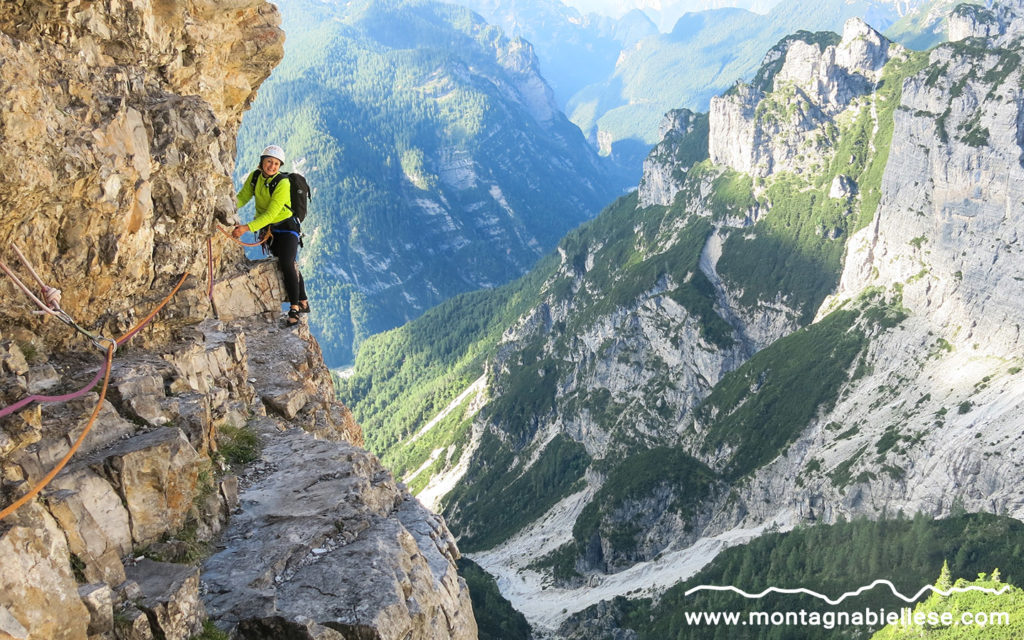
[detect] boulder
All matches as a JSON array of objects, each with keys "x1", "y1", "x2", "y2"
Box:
[
  {"x1": 124, "y1": 559, "x2": 205, "y2": 640},
  {"x1": 77, "y1": 583, "x2": 114, "y2": 636},
  {"x1": 44, "y1": 467, "x2": 132, "y2": 586},
  {"x1": 0, "y1": 504, "x2": 90, "y2": 640},
  {"x1": 89, "y1": 428, "x2": 202, "y2": 546}
]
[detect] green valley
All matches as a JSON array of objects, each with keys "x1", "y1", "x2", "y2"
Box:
[{"x1": 236, "y1": 0, "x2": 626, "y2": 364}]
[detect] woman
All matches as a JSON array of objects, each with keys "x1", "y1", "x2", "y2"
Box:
[{"x1": 233, "y1": 144, "x2": 310, "y2": 326}]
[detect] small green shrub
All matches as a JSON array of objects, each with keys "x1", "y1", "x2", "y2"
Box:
[
  {"x1": 190, "y1": 621, "x2": 229, "y2": 640},
  {"x1": 218, "y1": 425, "x2": 262, "y2": 466}
]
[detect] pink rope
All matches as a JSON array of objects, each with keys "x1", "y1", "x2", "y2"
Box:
[
  {"x1": 0, "y1": 359, "x2": 109, "y2": 419},
  {"x1": 0, "y1": 258, "x2": 59, "y2": 317},
  {"x1": 0, "y1": 272, "x2": 188, "y2": 419}
]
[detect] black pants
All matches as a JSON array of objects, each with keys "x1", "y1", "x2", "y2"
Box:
[{"x1": 269, "y1": 231, "x2": 306, "y2": 306}]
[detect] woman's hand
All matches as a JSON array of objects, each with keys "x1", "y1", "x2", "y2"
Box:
[{"x1": 232, "y1": 224, "x2": 250, "y2": 239}]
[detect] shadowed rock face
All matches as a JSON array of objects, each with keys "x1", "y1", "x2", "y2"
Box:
[{"x1": 0, "y1": 2, "x2": 477, "y2": 639}]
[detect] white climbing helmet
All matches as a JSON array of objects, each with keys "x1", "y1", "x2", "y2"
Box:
[{"x1": 260, "y1": 144, "x2": 286, "y2": 163}]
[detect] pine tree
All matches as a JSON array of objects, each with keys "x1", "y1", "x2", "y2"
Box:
[{"x1": 936, "y1": 559, "x2": 952, "y2": 593}]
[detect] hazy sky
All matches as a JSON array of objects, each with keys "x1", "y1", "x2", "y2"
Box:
[{"x1": 559, "y1": 0, "x2": 780, "y2": 28}]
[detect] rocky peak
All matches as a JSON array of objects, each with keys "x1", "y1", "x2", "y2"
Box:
[
  {"x1": 771, "y1": 18, "x2": 892, "y2": 113},
  {"x1": 493, "y1": 35, "x2": 560, "y2": 125},
  {"x1": 835, "y1": 17, "x2": 892, "y2": 80},
  {"x1": 947, "y1": 0, "x2": 1024, "y2": 44},
  {"x1": 638, "y1": 108, "x2": 709, "y2": 207},
  {"x1": 709, "y1": 19, "x2": 899, "y2": 178},
  {"x1": 948, "y1": 3, "x2": 1002, "y2": 40}
]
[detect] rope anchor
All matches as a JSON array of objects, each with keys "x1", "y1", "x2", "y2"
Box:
[
  {"x1": 0, "y1": 225, "x2": 256, "y2": 522},
  {"x1": 0, "y1": 259, "x2": 190, "y2": 522},
  {"x1": 0, "y1": 244, "x2": 112, "y2": 352}
]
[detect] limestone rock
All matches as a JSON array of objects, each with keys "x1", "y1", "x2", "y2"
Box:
[
  {"x1": 113, "y1": 363, "x2": 168, "y2": 400},
  {"x1": 948, "y1": 4, "x2": 1001, "y2": 41},
  {"x1": 0, "y1": 341, "x2": 29, "y2": 377},
  {"x1": 829, "y1": 174, "x2": 857, "y2": 199},
  {"x1": 235, "y1": 617, "x2": 346, "y2": 639},
  {"x1": 163, "y1": 321, "x2": 251, "y2": 397},
  {"x1": 77, "y1": 583, "x2": 114, "y2": 636},
  {"x1": 709, "y1": 83, "x2": 760, "y2": 176},
  {"x1": 638, "y1": 109, "x2": 707, "y2": 207},
  {"x1": 0, "y1": 504, "x2": 90, "y2": 640},
  {"x1": 709, "y1": 19, "x2": 900, "y2": 178},
  {"x1": 25, "y1": 365, "x2": 59, "y2": 394},
  {"x1": 11, "y1": 393, "x2": 135, "y2": 489},
  {"x1": 44, "y1": 467, "x2": 132, "y2": 586},
  {"x1": 202, "y1": 427, "x2": 477, "y2": 640},
  {"x1": 0, "y1": 605, "x2": 28, "y2": 640},
  {"x1": 89, "y1": 428, "x2": 202, "y2": 547},
  {"x1": 0, "y1": 0, "x2": 283, "y2": 353},
  {"x1": 242, "y1": 319, "x2": 362, "y2": 444},
  {"x1": 125, "y1": 559, "x2": 205, "y2": 640},
  {"x1": 112, "y1": 607, "x2": 155, "y2": 640},
  {"x1": 211, "y1": 259, "x2": 285, "y2": 323},
  {"x1": 834, "y1": 17, "x2": 891, "y2": 77}
]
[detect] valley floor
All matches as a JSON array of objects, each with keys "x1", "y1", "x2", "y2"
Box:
[{"x1": 468, "y1": 486, "x2": 782, "y2": 633}]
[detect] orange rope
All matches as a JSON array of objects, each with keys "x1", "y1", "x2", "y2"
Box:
[
  {"x1": 0, "y1": 342, "x2": 115, "y2": 522},
  {"x1": 1, "y1": 225, "x2": 262, "y2": 521},
  {"x1": 1, "y1": 271, "x2": 191, "y2": 522},
  {"x1": 115, "y1": 272, "x2": 189, "y2": 346}
]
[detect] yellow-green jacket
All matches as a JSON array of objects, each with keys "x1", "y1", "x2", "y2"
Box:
[{"x1": 236, "y1": 170, "x2": 292, "y2": 232}]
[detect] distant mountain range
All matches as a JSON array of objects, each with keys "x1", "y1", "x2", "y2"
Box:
[
  {"x1": 234, "y1": 0, "x2": 972, "y2": 366},
  {"x1": 460, "y1": 0, "x2": 974, "y2": 180},
  {"x1": 561, "y1": 0, "x2": 783, "y2": 31}
]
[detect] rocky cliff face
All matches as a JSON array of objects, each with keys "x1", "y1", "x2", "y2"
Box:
[
  {"x1": 0, "y1": 0, "x2": 281, "y2": 348},
  {"x1": 637, "y1": 108, "x2": 709, "y2": 208},
  {"x1": 0, "y1": 2, "x2": 476, "y2": 639},
  {"x1": 771, "y1": 0, "x2": 1024, "y2": 525}
]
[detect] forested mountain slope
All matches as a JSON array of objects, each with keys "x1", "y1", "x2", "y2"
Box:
[
  {"x1": 236, "y1": 0, "x2": 626, "y2": 364},
  {"x1": 342, "y1": 2, "x2": 1024, "y2": 634}
]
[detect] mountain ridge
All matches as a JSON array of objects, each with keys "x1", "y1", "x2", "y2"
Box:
[{"x1": 342, "y1": 4, "x2": 1024, "y2": 634}]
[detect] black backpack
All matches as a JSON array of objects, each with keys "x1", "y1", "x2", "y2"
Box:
[{"x1": 249, "y1": 170, "x2": 311, "y2": 223}]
